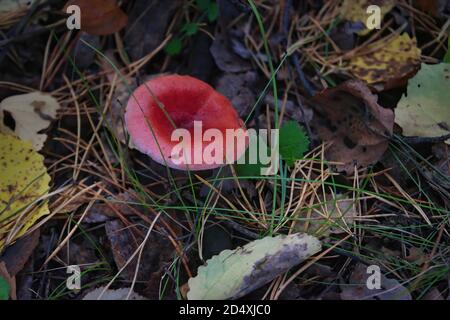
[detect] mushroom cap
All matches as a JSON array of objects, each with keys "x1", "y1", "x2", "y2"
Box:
[{"x1": 125, "y1": 74, "x2": 248, "y2": 170}]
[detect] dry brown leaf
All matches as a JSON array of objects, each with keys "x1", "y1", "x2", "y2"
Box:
[
  {"x1": 0, "y1": 230, "x2": 39, "y2": 276},
  {"x1": 308, "y1": 80, "x2": 394, "y2": 174},
  {"x1": 105, "y1": 219, "x2": 175, "y2": 283},
  {"x1": 64, "y1": 0, "x2": 128, "y2": 36}
]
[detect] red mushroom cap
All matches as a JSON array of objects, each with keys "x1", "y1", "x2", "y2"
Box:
[{"x1": 125, "y1": 75, "x2": 248, "y2": 170}]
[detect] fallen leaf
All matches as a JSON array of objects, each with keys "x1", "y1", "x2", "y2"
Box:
[
  {"x1": 187, "y1": 233, "x2": 321, "y2": 300},
  {"x1": 349, "y1": 33, "x2": 421, "y2": 90},
  {"x1": 124, "y1": 0, "x2": 179, "y2": 61},
  {"x1": 216, "y1": 71, "x2": 257, "y2": 117},
  {"x1": 279, "y1": 121, "x2": 309, "y2": 167},
  {"x1": 0, "y1": 229, "x2": 39, "y2": 276},
  {"x1": 82, "y1": 287, "x2": 147, "y2": 300},
  {"x1": 340, "y1": 0, "x2": 395, "y2": 35},
  {"x1": 210, "y1": 32, "x2": 252, "y2": 73},
  {"x1": 395, "y1": 63, "x2": 450, "y2": 143},
  {"x1": 413, "y1": 0, "x2": 448, "y2": 17},
  {"x1": 340, "y1": 263, "x2": 412, "y2": 300},
  {"x1": 0, "y1": 0, "x2": 35, "y2": 13},
  {"x1": 64, "y1": 0, "x2": 128, "y2": 36},
  {"x1": 294, "y1": 194, "x2": 360, "y2": 237},
  {"x1": 308, "y1": 80, "x2": 394, "y2": 174},
  {"x1": 0, "y1": 92, "x2": 60, "y2": 151},
  {"x1": 0, "y1": 133, "x2": 50, "y2": 251},
  {"x1": 105, "y1": 219, "x2": 175, "y2": 283}
]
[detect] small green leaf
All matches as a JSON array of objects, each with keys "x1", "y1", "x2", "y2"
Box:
[
  {"x1": 235, "y1": 134, "x2": 271, "y2": 177},
  {"x1": 181, "y1": 23, "x2": 199, "y2": 36},
  {"x1": 165, "y1": 37, "x2": 183, "y2": 56},
  {"x1": 0, "y1": 275, "x2": 9, "y2": 300},
  {"x1": 195, "y1": 0, "x2": 210, "y2": 11},
  {"x1": 279, "y1": 121, "x2": 309, "y2": 166},
  {"x1": 207, "y1": 2, "x2": 219, "y2": 22}
]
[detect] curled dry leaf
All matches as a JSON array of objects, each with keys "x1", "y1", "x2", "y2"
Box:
[
  {"x1": 64, "y1": 0, "x2": 128, "y2": 36},
  {"x1": 395, "y1": 63, "x2": 450, "y2": 143},
  {"x1": 349, "y1": 33, "x2": 421, "y2": 91},
  {"x1": 308, "y1": 80, "x2": 394, "y2": 174},
  {"x1": 340, "y1": 0, "x2": 395, "y2": 35},
  {"x1": 187, "y1": 233, "x2": 321, "y2": 300},
  {"x1": 0, "y1": 134, "x2": 50, "y2": 251},
  {"x1": 0, "y1": 92, "x2": 60, "y2": 151}
]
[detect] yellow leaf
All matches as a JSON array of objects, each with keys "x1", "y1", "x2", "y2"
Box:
[
  {"x1": 341, "y1": 0, "x2": 395, "y2": 35},
  {"x1": 396, "y1": 63, "x2": 450, "y2": 143},
  {"x1": 349, "y1": 33, "x2": 421, "y2": 89},
  {"x1": 0, "y1": 92, "x2": 60, "y2": 151},
  {"x1": 0, "y1": 133, "x2": 51, "y2": 251}
]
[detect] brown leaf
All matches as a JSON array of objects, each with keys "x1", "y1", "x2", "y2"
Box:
[
  {"x1": 340, "y1": 263, "x2": 412, "y2": 300},
  {"x1": 64, "y1": 0, "x2": 128, "y2": 36},
  {"x1": 105, "y1": 219, "x2": 175, "y2": 284},
  {"x1": 0, "y1": 229, "x2": 39, "y2": 276},
  {"x1": 308, "y1": 80, "x2": 394, "y2": 174}
]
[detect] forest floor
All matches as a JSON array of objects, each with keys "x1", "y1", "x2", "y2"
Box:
[{"x1": 0, "y1": 0, "x2": 449, "y2": 300}]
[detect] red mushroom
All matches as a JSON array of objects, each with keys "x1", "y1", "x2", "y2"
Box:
[{"x1": 125, "y1": 75, "x2": 248, "y2": 170}]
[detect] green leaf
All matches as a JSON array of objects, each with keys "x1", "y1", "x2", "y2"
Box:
[
  {"x1": 207, "y1": 2, "x2": 219, "y2": 22},
  {"x1": 0, "y1": 275, "x2": 9, "y2": 300},
  {"x1": 181, "y1": 23, "x2": 199, "y2": 36},
  {"x1": 165, "y1": 37, "x2": 183, "y2": 56},
  {"x1": 187, "y1": 233, "x2": 321, "y2": 300},
  {"x1": 195, "y1": 0, "x2": 210, "y2": 11},
  {"x1": 279, "y1": 121, "x2": 309, "y2": 166},
  {"x1": 396, "y1": 63, "x2": 450, "y2": 143},
  {"x1": 235, "y1": 133, "x2": 270, "y2": 177}
]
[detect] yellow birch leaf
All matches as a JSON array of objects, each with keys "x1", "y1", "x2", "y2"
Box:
[
  {"x1": 349, "y1": 33, "x2": 421, "y2": 89},
  {"x1": 0, "y1": 133, "x2": 51, "y2": 251}
]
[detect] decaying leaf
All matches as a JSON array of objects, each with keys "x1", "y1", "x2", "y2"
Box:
[
  {"x1": 82, "y1": 287, "x2": 147, "y2": 300},
  {"x1": 0, "y1": 133, "x2": 50, "y2": 251},
  {"x1": 308, "y1": 80, "x2": 394, "y2": 174},
  {"x1": 0, "y1": 92, "x2": 60, "y2": 151},
  {"x1": 349, "y1": 33, "x2": 421, "y2": 90},
  {"x1": 105, "y1": 219, "x2": 175, "y2": 283},
  {"x1": 0, "y1": 229, "x2": 39, "y2": 276},
  {"x1": 64, "y1": 0, "x2": 128, "y2": 36},
  {"x1": 395, "y1": 63, "x2": 450, "y2": 143},
  {"x1": 124, "y1": 0, "x2": 179, "y2": 61},
  {"x1": 294, "y1": 195, "x2": 360, "y2": 237},
  {"x1": 0, "y1": 0, "x2": 35, "y2": 13},
  {"x1": 340, "y1": 0, "x2": 395, "y2": 35},
  {"x1": 340, "y1": 263, "x2": 412, "y2": 300},
  {"x1": 210, "y1": 32, "x2": 252, "y2": 73},
  {"x1": 187, "y1": 233, "x2": 321, "y2": 300}
]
